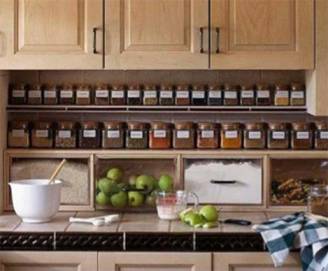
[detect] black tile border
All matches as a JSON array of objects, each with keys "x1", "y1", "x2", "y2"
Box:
[{"x1": 0, "y1": 232, "x2": 54, "y2": 250}]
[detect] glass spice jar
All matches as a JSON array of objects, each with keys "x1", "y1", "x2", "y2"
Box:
[
  {"x1": 274, "y1": 84, "x2": 290, "y2": 106},
  {"x1": 8, "y1": 121, "x2": 30, "y2": 148},
  {"x1": 27, "y1": 84, "x2": 43, "y2": 105},
  {"x1": 221, "y1": 123, "x2": 242, "y2": 149},
  {"x1": 223, "y1": 84, "x2": 239, "y2": 106},
  {"x1": 197, "y1": 122, "x2": 219, "y2": 149},
  {"x1": 43, "y1": 84, "x2": 58, "y2": 105},
  {"x1": 127, "y1": 85, "x2": 142, "y2": 105},
  {"x1": 307, "y1": 185, "x2": 328, "y2": 217},
  {"x1": 143, "y1": 85, "x2": 158, "y2": 106},
  {"x1": 10, "y1": 84, "x2": 27, "y2": 105},
  {"x1": 191, "y1": 85, "x2": 207, "y2": 106},
  {"x1": 267, "y1": 123, "x2": 289, "y2": 149},
  {"x1": 240, "y1": 85, "x2": 255, "y2": 106},
  {"x1": 207, "y1": 85, "x2": 223, "y2": 106},
  {"x1": 290, "y1": 83, "x2": 306, "y2": 106},
  {"x1": 149, "y1": 122, "x2": 172, "y2": 149},
  {"x1": 314, "y1": 121, "x2": 328, "y2": 150},
  {"x1": 256, "y1": 84, "x2": 271, "y2": 106},
  {"x1": 94, "y1": 84, "x2": 110, "y2": 105},
  {"x1": 102, "y1": 121, "x2": 125, "y2": 149},
  {"x1": 55, "y1": 121, "x2": 77, "y2": 148},
  {"x1": 59, "y1": 84, "x2": 75, "y2": 105},
  {"x1": 111, "y1": 86, "x2": 126, "y2": 105},
  {"x1": 243, "y1": 122, "x2": 266, "y2": 149},
  {"x1": 78, "y1": 121, "x2": 101, "y2": 149},
  {"x1": 173, "y1": 122, "x2": 195, "y2": 149},
  {"x1": 126, "y1": 122, "x2": 148, "y2": 149},
  {"x1": 159, "y1": 85, "x2": 174, "y2": 105},
  {"x1": 31, "y1": 121, "x2": 54, "y2": 148},
  {"x1": 291, "y1": 122, "x2": 313, "y2": 149},
  {"x1": 76, "y1": 84, "x2": 92, "y2": 105},
  {"x1": 175, "y1": 85, "x2": 190, "y2": 106}
]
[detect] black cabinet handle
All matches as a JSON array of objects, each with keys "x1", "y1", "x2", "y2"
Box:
[
  {"x1": 210, "y1": 180, "x2": 237, "y2": 184},
  {"x1": 215, "y1": 27, "x2": 220, "y2": 54},
  {"x1": 93, "y1": 27, "x2": 99, "y2": 54},
  {"x1": 200, "y1": 27, "x2": 204, "y2": 53}
]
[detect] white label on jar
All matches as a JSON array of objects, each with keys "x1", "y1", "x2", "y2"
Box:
[
  {"x1": 28, "y1": 90, "x2": 41, "y2": 98},
  {"x1": 176, "y1": 91, "x2": 189, "y2": 98},
  {"x1": 248, "y1": 131, "x2": 262, "y2": 139},
  {"x1": 36, "y1": 129, "x2": 49, "y2": 138},
  {"x1": 192, "y1": 91, "x2": 205, "y2": 99},
  {"x1": 60, "y1": 90, "x2": 73, "y2": 98},
  {"x1": 296, "y1": 131, "x2": 309, "y2": 139},
  {"x1": 201, "y1": 130, "x2": 214, "y2": 138},
  {"x1": 225, "y1": 130, "x2": 238, "y2": 138},
  {"x1": 58, "y1": 130, "x2": 72, "y2": 138},
  {"x1": 177, "y1": 130, "x2": 190, "y2": 139},
  {"x1": 291, "y1": 91, "x2": 304, "y2": 99},
  {"x1": 107, "y1": 130, "x2": 120, "y2": 138},
  {"x1": 320, "y1": 131, "x2": 328, "y2": 139},
  {"x1": 241, "y1": 90, "x2": 254, "y2": 98},
  {"x1": 224, "y1": 91, "x2": 237, "y2": 99},
  {"x1": 154, "y1": 130, "x2": 167, "y2": 138},
  {"x1": 257, "y1": 90, "x2": 270, "y2": 98},
  {"x1": 12, "y1": 90, "x2": 25, "y2": 98},
  {"x1": 77, "y1": 90, "x2": 90, "y2": 98},
  {"x1": 12, "y1": 129, "x2": 25, "y2": 138},
  {"x1": 209, "y1": 90, "x2": 222, "y2": 98},
  {"x1": 275, "y1": 90, "x2": 289, "y2": 98},
  {"x1": 128, "y1": 90, "x2": 140, "y2": 98},
  {"x1": 272, "y1": 131, "x2": 286, "y2": 139},
  {"x1": 111, "y1": 90, "x2": 124, "y2": 98},
  {"x1": 96, "y1": 90, "x2": 109, "y2": 98},
  {"x1": 130, "y1": 131, "x2": 143, "y2": 139},
  {"x1": 160, "y1": 91, "x2": 173, "y2": 98},
  {"x1": 83, "y1": 130, "x2": 96, "y2": 138},
  {"x1": 144, "y1": 90, "x2": 157, "y2": 98},
  {"x1": 44, "y1": 90, "x2": 56, "y2": 98}
]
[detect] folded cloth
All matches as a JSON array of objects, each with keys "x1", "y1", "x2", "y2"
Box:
[{"x1": 253, "y1": 213, "x2": 328, "y2": 271}]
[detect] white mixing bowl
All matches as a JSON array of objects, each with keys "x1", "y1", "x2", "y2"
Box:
[{"x1": 9, "y1": 179, "x2": 62, "y2": 223}]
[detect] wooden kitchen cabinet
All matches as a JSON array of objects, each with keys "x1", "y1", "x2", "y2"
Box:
[
  {"x1": 210, "y1": 0, "x2": 314, "y2": 70},
  {"x1": 0, "y1": 251, "x2": 97, "y2": 271},
  {"x1": 0, "y1": 0, "x2": 103, "y2": 69},
  {"x1": 99, "y1": 252, "x2": 212, "y2": 271}
]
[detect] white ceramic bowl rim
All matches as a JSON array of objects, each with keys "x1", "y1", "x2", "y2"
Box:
[{"x1": 9, "y1": 179, "x2": 62, "y2": 186}]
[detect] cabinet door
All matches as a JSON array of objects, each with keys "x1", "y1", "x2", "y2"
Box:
[
  {"x1": 99, "y1": 252, "x2": 212, "y2": 271},
  {"x1": 105, "y1": 0, "x2": 209, "y2": 69},
  {"x1": 0, "y1": 0, "x2": 103, "y2": 69},
  {"x1": 0, "y1": 251, "x2": 97, "y2": 271},
  {"x1": 213, "y1": 252, "x2": 301, "y2": 271},
  {"x1": 211, "y1": 0, "x2": 314, "y2": 69}
]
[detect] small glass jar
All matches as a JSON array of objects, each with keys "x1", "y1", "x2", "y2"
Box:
[
  {"x1": 31, "y1": 121, "x2": 54, "y2": 148},
  {"x1": 175, "y1": 85, "x2": 190, "y2": 106},
  {"x1": 267, "y1": 123, "x2": 289, "y2": 149},
  {"x1": 307, "y1": 185, "x2": 328, "y2": 217},
  {"x1": 126, "y1": 122, "x2": 148, "y2": 149},
  {"x1": 191, "y1": 85, "x2": 207, "y2": 106},
  {"x1": 43, "y1": 85, "x2": 58, "y2": 105},
  {"x1": 221, "y1": 123, "x2": 242, "y2": 149},
  {"x1": 110, "y1": 86, "x2": 126, "y2": 105},
  {"x1": 291, "y1": 122, "x2": 313, "y2": 149},
  {"x1": 76, "y1": 84, "x2": 92, "y2": 105},
  {"x1": 78, "y1": 121, "x2": 101, "y2": 149},
  {"x1": 197, "y1": 122, "x2": 219, "y2": 149},
  {"x1": 10, "y1": 84, "x2": 27, "y2": 105},
  {"x1": 8, "y1": 121, "x2": 30, "y2": 148},
  {"x1": 59, "y1": 84, "x2": 75, "y2": 105},
  {"x1": 94, "y1": 84, "x2": 110, "y2": 105},
  {"x1": 149, "y1": 122, "x2": 172, "y2": 149},
  {"x1": 55, "y1": 121, "x2": 77, "y2": 148},
  {"x1": 102, "y1": 121, "x2": 125, "y2": 149},
  {"x1": 243, "y1": 122, "x2": 266, "y2": 149},
  {"x1": 207, "y1": 85, "x2": 223, "y2": 106},
  {"x1": 274, "y1": 84, "x2": 289, "y2": 106},
  {"x1": 314, "y1": 121, "x2": 328, "y2": 150},
  {"x1": 256, "y1": 84, "x2": 271, "y2": 106},
  {"x1": 159, "y1": 85, "x2": 174, "y2": 105},
  {"x1": 27, "y1": 84, "x2": 43, "y2": 105},
  {"x1": 127, "y1": 85, "x2": 142, "y2": 105},
  {"x1": 240, "y1": 85, "x2": 255, "y2": 106},
  {"x1": 223, "y1": 84, "x2": 239, "y2": 106},
  {"x1": 173, "y1": 122, "x2": 195, "y2": 149},
  {"x1": 290, "y1": 83, "x2": 306, "y2": 106},
  {"x1": 143, "y1": 85, "x2": 158, "y2": 105}
]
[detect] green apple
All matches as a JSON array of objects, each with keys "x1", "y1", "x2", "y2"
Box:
[
  {"x1": 203, "y1": 222, "x2": 218, "y2": 229},
  {"x1": 128, "y1": 175, "x2": 138, "y2": 187},
  {"x1": 128, "y1": 191, "x2": 144, "y2": 207},
  {"x1": 158, "y1": 174, "x2": 173, "y2": 192},
  {"x1": 199, "y1": 205, "x2": 219, "y2": 222},
  {"x1": 98, "y1": 178, "x2": 119, "y2": 195},
  {"x1": 179, "y1": 208, "x2": 194, "y2": 221},
  {"x1": 111, "y1": 191, "x2": 128, "y2": 208},
  {"x1": 184, "y1": 212, "x2": 206, "y2": 227},
  {"x1": 96, "y1": 192, "x2": 111, "y2": 206},
  {"x1": 136, "y1": 175, "x2": 155, "y2": 191},
  {"x1": 106, "y1": 167, "x2": 123, "y2": 182}
]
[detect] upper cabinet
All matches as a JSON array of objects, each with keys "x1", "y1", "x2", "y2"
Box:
[
  {"x1": 210, "y1": 0, "x2": 314, "y2": 69},
  {"x1": 105, "y1": 0, "x2": 209, "y2": 69},
  {"x1": 0, "y1": 0, "x2": 103, "y2": 69}
]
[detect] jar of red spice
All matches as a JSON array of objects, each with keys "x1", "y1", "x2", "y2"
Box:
[
  {"x1": 197, "y1": 122, "x2": 219, "y2": 149},
  {"x1": 149, "y1": 122, "x2": 172, "y2": 149}
]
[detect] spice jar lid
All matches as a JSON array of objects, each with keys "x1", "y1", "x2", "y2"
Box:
[
  {"x1": 160, "y1": 85, "x2": 173, "y2": 90},
  {"x1": 30, "y1": 84, "x2": 42, "y2": 90},
  {"x1": 198, "y1": 122, "x2": 217, "y2": 130},
  {"x1": 81, "y1": 121, "x2": 98, "y2": 129},
  {"x1": 175, "y1": 121, "x2": 194, "y2": 130},
  {"x1": 128, "y1": 85, "x2": 140, "y2": 90},
  {"x1": 44, "y1": 84, "x2": 58, "y2": 91},
  {"x1": 34, "y1": 121, "x2": 52, "y2": 129},
  {"x1": 208, "y1": 85, "x2": 221, "y2": 91},
  {"x1": 245, "y1": 122, "x2": 265, "y2": 130},
  {"x1": 221, "y1": 123, "x2": 240, "y2": 130},
  {"x1": 240, "y1": 85, "x2": 254, "y2": 91},
  {"x1": 151, "y1": 121, "x2": 171, "y2": 130},
  {"x1": 192, "y1": 85, "x2": 204, "y2": 91},
  {"x1": 275, "y1": 84, "x2": 289, "y2": 90},
  {"x1": 315, "y1": 121, "x2": 328, "y2": 130},
  {"x1": 128, "y1": 121, "x2": 146, "y2": 130},
  {"x1": 144, "y1": 85, "x2": 156, "y2": 91},
  {"x1": 10, "y1": 120, "x2": 29, "y2": 129},
  {"x1": 62, "y1": 84, "x2": 73, "y2": 90},
  {"x1": 256, "y1": 84, "x2": 270, "y2": 90},
  {"x1": 291, "y1": 83, "x2": 305, "y2": 91},
  {"x1": 58, "y1": 121, "x2": 75, "y2": 130},
  {"x1": 176, "y1": 85, "x2": 189, "y2": 91},
  {"x1": 95, "y1": 83, "x2": 108, "y2": 90},
  {"x1": 292, "y1": 122, "x2": 311, "y2": 130},
  {"x1": 104, "y1": 121, "x2": 124, "y2": 130},
  {"x1": 268, "y1": 122, "x2": 288, "y2": 130},
  {"x1": 112, "y1": 85, "x2": 122, "y2": 91}
]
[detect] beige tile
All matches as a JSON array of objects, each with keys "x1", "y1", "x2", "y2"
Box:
[
  {"x1": 220, "y1": 212, "x2": 267, "y2": 233},
  {"x1": 0, "y1": 213, "x2": 21, "y2": 231},
  {"x1": 118, "y1": 213, "x2": 170, "y2": 232}
]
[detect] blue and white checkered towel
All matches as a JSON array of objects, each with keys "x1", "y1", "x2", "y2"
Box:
[{"x1": 253, "y1": 213, "x2": 328, "y2": 271}]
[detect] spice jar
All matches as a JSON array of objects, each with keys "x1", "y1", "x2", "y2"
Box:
[
  {"x1": 102, "y1": 121, "x2": 125, "y2": 149},
  {"x1": 78, "y1": 121, "x2": 101, "y2": 149},
  {"x1": 43, "y1": 85, "x2": 58, "y2": 105},
  {"x1": 95, "y1": 84, "x2": 110, "y2": 105},
  {"x1": 191, "y1": 85, "x2": 207, "y2": 106},
  {"x1": 307, "y1": 185, "x2": 328, "y2": 217},
  {"x1": 267, "y1": 123, "x2": 289, "y2": 149},
  {"x1": 149, "y1": 122, "x2": 172, "y2": 149},
  {"x1": 175, "y1": 85, "x2": 190, "y2": 106},
  {"x1": 59, "y1": 84, "x2": 75, "y2": 105},
  {"x1": 290, "y1": 83, "x2": 306, "y2": 106},
  {"x1": 256, "y1": 84, "x2": 271, "y2": 106},
  {"x1": 127, "y1": 85, "x2": 142, "y2": 105},
  {"x1": 8, "y1": 121, "x2": 30, "y2": 148},
  {"x1": 55, "y1": 121, "x2": 77, "y2": 148},
  {"x1": 10, "y1": 84, "x2": 27, "y2": 105},
  {"x1": 314, "y1": 121, "x2": 328, "y2": 150},
  {"x1": 243, "y1": 123, "x2": 266, "y2": 149},
  {"x1": 274, "y1": 84, "x2": 289, "y2": 106},
  {"x1": 197, "y1": 122, "x2": 219, "y2": 149},
  {"x1": 111, "y1": 86, "x2": 126, "y2": 105},
  {"x1": 159, "y1": 85, "x2": 174, "y2": 105},
  {"x1": 207, "y1": 85, "x2": 223, "y2": 106},
  {"x1": 173, "y1": 122, "x2": 195, "y2": 149},
  {"x1": 223, "y1": 84, "x2": 239, "y2": 106},
  {"x1": 221, "y1": 123, "x2": 242, "y2": 149},
  {"x1": 291, "y1": 122, "x2": 313, "y2": 149},
  {"x1": 76, "y1": 84, "x2": 92, "y2": 105},
  {"x1": 31, "y1": 121, "x2": 54, "y2": 148},
  {"x1": 240, "y1": 85, "x2": 255, "y2": 106},
  {"x1": 143, "y1": 85, "x2": 158, "y2": 106},
  {"x1": 27, "y1": 84, "x2": 43, "y2": 105},
  {"x1": 126, "y1": 122, "x2": 148, "y2": 149}
]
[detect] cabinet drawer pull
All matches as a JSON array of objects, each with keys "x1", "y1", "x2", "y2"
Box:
[
  {"x1": 93, "y1": 27, "x2": 99, "y2": 54},
  {"x1": 210, "y1": 180, "x2": 237, "y2": 184},
  {"x1": 200, "y1": 27, "x2": 204, "y2": 53},
  {"x1": 215, "y1": 27, "x2": 220, "y2": 54}
]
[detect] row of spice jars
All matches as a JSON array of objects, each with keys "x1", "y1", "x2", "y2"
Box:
[
  {"x1": 9, "y1": 83, "x2": 306, "y2": 107},
  {"x1": 8, "y1": 121, "x2": 328, "y2": 150}
]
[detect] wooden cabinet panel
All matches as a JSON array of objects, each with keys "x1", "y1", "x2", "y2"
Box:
[
  {"x1": 105, "y1": 0, "x2": 208, "y2": 69},
  {"x1": 211, "y1": 0, "x2": 314, "y2": 69}
]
